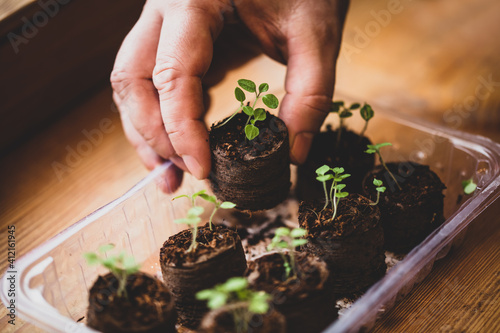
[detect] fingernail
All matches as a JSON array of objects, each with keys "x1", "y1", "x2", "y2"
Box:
[
  {"x1": 291, "y1": 132, "x2": 314, "y2": 165},
  {"x1": 182, "y1": 155, "x2": 205, "y2": 180}
]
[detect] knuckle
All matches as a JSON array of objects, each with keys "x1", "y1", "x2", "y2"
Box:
[
  {"x1": 110, "y1": 68, "x2": 133, "y2": 97},
  {"x1": 152, "y1": 56, "x2": 184, "y2": 95}
]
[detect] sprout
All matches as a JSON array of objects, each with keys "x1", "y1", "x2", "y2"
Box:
[
  {"x1": 196, "y1": 277, "x2": 271, "y2": 333},
  {"x1": 365, "y1": 142, "x2": 402, "y2": 191},
  {"x1": 267, "y1": 227, "x2": 307, "y2": 279},
  {"x1": 215, "y1": 79, "x2": 279, "y2": 141},
  {"x1": 462, "y1": 178, "x2": 477, "y2": 195},
  {"x1": 174, "y1": 206, "x2": 204, "y2": 253},
  {"x1": 83, "y1": 244, "x2": 141, "y2": 299},
  {"x1": 197, "y1": 192, "x2": 236, "y2": 231},
  {"x1": 330, "y1": 101, "x2": 360, "y2": 145},
  {"x1": 315, "y1": 165, "x2": 350, "y2": 222},
  {"x1": 359, "y1": 103, "x2": 374, "y2": 138},
  {"x1": 369, "y1": 178, "x2": 386, "y2": 206}
]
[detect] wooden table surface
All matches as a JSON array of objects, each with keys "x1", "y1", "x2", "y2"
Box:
[{"x1": 1, "y1": 0, "x2": 499, "y2": 332}]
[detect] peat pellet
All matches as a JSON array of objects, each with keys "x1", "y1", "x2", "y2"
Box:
[
  {"x1": 246, "y1": 252, "x2": 336, "y2": 333},
  {"x1": 160, "y1": 224, "x2": 247, "y2": 329},
  {"x1": 87, "y1": 272, "x2": 176, "y2": 333},
  {"x1": 298, "y1": 194, "x2": 386, "y2": 296},
  {"x1": 209, "y1": 111, "x2": 291, "y2": 211},
  {"x1": 362, "y1": 161, "x2": 446, "y2": 253}
]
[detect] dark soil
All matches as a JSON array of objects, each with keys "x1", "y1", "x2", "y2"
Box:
[
  {"x1": 296, "y1": 127, "x2": 374, "y2": 200},
  {"x1": 298, "y1": 194, "x2": 386, "y2": 295},
  {"x1": 362, "y1": 161, "x2": 446, "y2": 253},
  {"x1": 199, "y1": 302, "x2": 286, "y2": 333},
  {"x1": 209, "y1": 111, "x2": 291, "y2": 211},
  {"x1": 245, "y1": 252, "x2": 336, "y2": 333},
  {"x1": 87, "y1": 272, "x2": 176, "y2": 333},
  {"x1": 159, "y1": 224, "x2": 247, "y2": 328}
]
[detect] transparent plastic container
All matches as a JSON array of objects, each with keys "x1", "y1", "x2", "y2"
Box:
[{"x1": 2, "y1": 103, "x2": 500, "y2": 333}]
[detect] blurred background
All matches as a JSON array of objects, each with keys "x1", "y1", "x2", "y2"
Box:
[{"x1": 0, "y1": 0, "x2": 499, "y2": 332}]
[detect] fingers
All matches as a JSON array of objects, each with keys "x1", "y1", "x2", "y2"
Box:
[
  {"x1": 279, "y1": 2, "x2": 348, "y2": 165},
  {"x1": 152, "y1": 2, "x2": 231, "y2": 180},
  {"x1": 111, "y1": 6, "x2": 176, "y2": 163}
]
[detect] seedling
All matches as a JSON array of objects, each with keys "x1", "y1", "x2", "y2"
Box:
[
  {"x1": 369, "y1": 178, "x2": 386, "y2": 205},
  {"x1": 174, "y1": 190, "x2": 236, "y2": 231},
  {"x1": 359, "y1": 103, "x2": 375, "y2": 138},
  {"x1": 197, "y1": 192, "x2": 236, "y2": 230},
  {"x1": 196, "y1": 277, "x2": 271, "y2": 333},
  {"x1": 83, "y1": 244, "x2": 141, "y2": 299},
  {"x1": 267, "y1": 227, "x2": 308, "y2": 279},
  {"x1": 330, "y1": 101, "x2": 375, "y2": 145},
  {"x1": 215, "y1": 79, "x2": 279, "y2": 140},
  {"x1": 174, "y1": 206, "x2": 204, "y2": 253},
  {"x1": 462, "y1": 178, "x2": 477, "y2": 195},
  {"x1": 315, "y1": 165, "x2": 350, "y2": 222},
  {"x1": 365, "y1": 142, "x2": 402, "y2": 191}
]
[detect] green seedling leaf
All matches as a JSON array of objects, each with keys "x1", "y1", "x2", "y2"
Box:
[
  {"x1": 235, "y1": 87, "x2": 245, "y2": 102},
  {"x1": 258, "y1": 83, "x2": 269, "y2": 93},
  {"x1": 238, "y1": 79, "x2": 256, "y2": 93},
  {"x1": 330, "y1": 101, "x2": 344, "y2": 112},
  {"x1": 196, "y1": 289, "x2": 215, "y2": 300},
  {"x1": 350, "y1": 103, "x2": 361, "y2": 109},
  {"x1": 316, "y1": 174, "x2": 333, "y2": 182},
  {"x1": 242, "y1": 105, "x2": 254, "y2": 116},
  {"x1": 360, "y1": 103, "x2": 374, "y2": 121},
  {"x1": 292, "y1": 239, "x2": 308, "y2": 247},
  {"x1": 220, "y1": 202, "x2": 236, "y2": 209},
  {"x1": 290, "y1": 228, "x2": 307, "y2": 238},
  {"x1": 245, "y1": 124, "x2": 259, "y2": 140},
  {"x1": 221, "y1": 277, "x2": 248, "y2": 292},
  {"x1": 339, "y1": 110, "x2": 353, "y2": 118},
  {"x1": 253, "y1": 108, "x2": 266, "y2": 121},
  {"x1": 249, "y1": 292, "x2": 270, "y2": 314},
  {"x1": 376, "y1": 186, "x2": 387, "y2": 193},
  {"x1": 262, "y1": 94, "x2": 279, "y2": 109},
  {"x1": 462, "y1": 178, "x2": 477, "y2": 195},
  {"x1": 198, "y1": 193, "x2": 216, "y2": 203},
  {"x1": 332, "y1": 167, "x2": 345, "y2": 174},
  {"x1": 335, "y1": 192, "x2": 349, "y2": 198},
  {"x1": 335, "y1": 184, "x2": 346, "y2": 191},
  {"x1": 207, "y1": 292, "x2": 227, "y2": 309},
  {"x1": 188, "y1": 206, "x2": 204, "y2": 216},
  {"x1": 99, "y1": 243, "x2": 115, "y2": 253},
  {"x1": 274, "y1": 227, "x2": 291, "y2": 237},
  {"x1": 83, "y1": 253, "x2": 99, "y2": 265},
  {"x1": 373, "y1": 178, "x2": 383, "y2": 186},
  {"x1": 316, "y1": 165, "x2": 331, "y2": 176}
]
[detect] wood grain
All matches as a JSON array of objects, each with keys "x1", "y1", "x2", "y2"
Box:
[{"x1": 0, "y1": 0, "x2": 499, "y2": 332}]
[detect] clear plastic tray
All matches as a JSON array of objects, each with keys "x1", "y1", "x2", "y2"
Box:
[{"x1": 2, "y1": 103, "x2": 500, "y2": 333}]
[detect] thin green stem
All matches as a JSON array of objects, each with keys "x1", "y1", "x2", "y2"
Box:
[
  {"x1": 359, "y1": 121, "x2": 368, "y2": 140},
  {"x1": 322, "y1": 181, "x2": 329, "y2": 210},
  {"x1": 187, "y1": 225, "x2": 198, "y2": 253},
  {"x1": 378, "y1": 152, "x2": 402, "y2": 191},
  {"x1": 331, "y1": 186, "x2": 338, "y2": 222},
  {"x1": 214, "y1": 104, "x2": 243, "y2": 128},
  {"x1": 370, "y1": 192, "x2": 380, "y2": 206},
  {"x1": 208, "y1": 207, "x2": 217, "y2": 231}
]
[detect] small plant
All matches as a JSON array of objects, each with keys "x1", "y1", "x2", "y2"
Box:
[
  {"x1": 369, "y1": 178, "x2": 386, "y2": 205},
  {"x1": 365, "y1": 142, "x2": 402, "y2": 191},
  {"x1": 315, "y1": 165, "x2": 350, "y2": 222},
  {"x1": 196, "y1": 277, "x2": 271, "y2": 333},
  {"x1": 197, "y1": 192, "x2": 236, "y2": 230},
  {"x1": 462, "y1": 178, "x2": 477, "y2": 195},
  {"x1": 174, "y1": 206, "x2": 204, "y2": 253},
  {"x1": 267, "y1": 227, "x2": 308, "y2": 279},
  {"x1": 359, "y1": 103, "x2": 375, "y2": 138},
  {"x1": 83, "y1": 244, "x2": 141, "y2": 298},
  {"x1": 330, "y1": 101, "x2": 375, "y2": 145},
  {"x1": 215, "y1": 79, "x2": 279, "y2": 140},
  {"x1": 174, "y1": 190, "x2": 236, "y2": 231}
]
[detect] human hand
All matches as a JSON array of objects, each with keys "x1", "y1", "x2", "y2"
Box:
[{"x1": 111, "y1": 0, "x2": 349, "y2": 192}]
